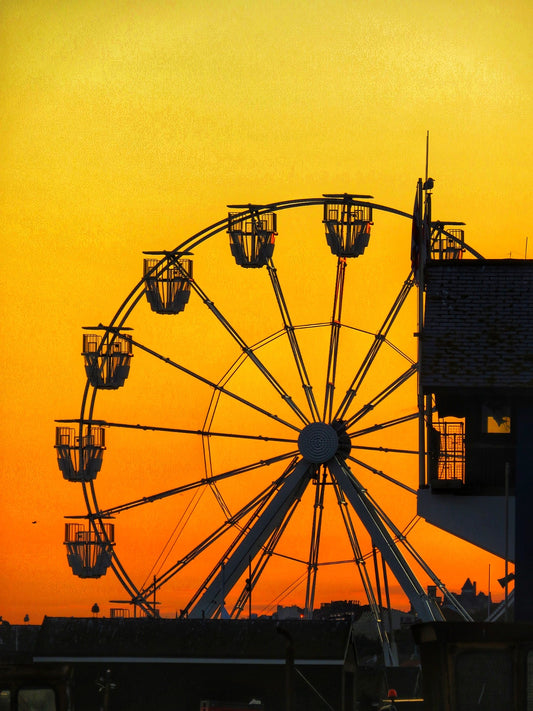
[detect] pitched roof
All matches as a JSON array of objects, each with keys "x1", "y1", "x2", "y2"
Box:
[
  {"x1": 421, "y1": 260, "x2": 533, "y2": 390},
  {"x1": 35, "y1": 617, "x2": 352, "y2": 664}
]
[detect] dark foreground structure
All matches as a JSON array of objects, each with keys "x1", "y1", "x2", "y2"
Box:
[
  {"x1": 33, "y1": 617, "x2": 360, "y2": 711},
  {"x1": 412, "y1": 621, "x2": 533, "y2": 711},
  {"x1": 2, "y1": 617, "x2": 533, "y2": 709},
  {"x1": 419, "y1": 259, "x2": 533, "y2": 622}
]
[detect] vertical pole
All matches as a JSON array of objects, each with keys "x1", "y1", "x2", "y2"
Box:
[
  {"x1": 248, "y1": 556, "x2": 252, "y2": 619},
  {"x1": 372, "y1": 545, "x2": 384, "y2": 614},
  {"x1": 504, "y1": 464, "x2": 510, "y2": 622},
  {"x1": 417, "y1": 179, "x2": 426, "y2": 489},
  {"x1": 487, "y1": 564, "x2": 491, "y2": 618},
  {"x1": 221, "y1": 562, "x2": 225, "y2": 617},
  {"x1": 425, "y1": 130, "x2": 430, "y2": 184},
  {"x1": 382, "y1": 556, "x2": 399, "y2": 666},
  {"x1": 425, "y1": 395, "x2": 433, "y2": 486},
  {"x1": 513, "y1": 402, "x2": 533, "y2": 616}
]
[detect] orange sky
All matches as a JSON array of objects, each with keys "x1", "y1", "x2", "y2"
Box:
[{"x1": 1, "y1": 0, "x2": 532, "y2": 624}]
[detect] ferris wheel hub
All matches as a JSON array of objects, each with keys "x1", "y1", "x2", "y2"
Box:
[{"x1": 298, "y1": 422, "x2": 339, "y2": 464}]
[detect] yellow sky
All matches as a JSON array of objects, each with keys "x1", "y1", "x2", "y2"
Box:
[{"x1": 1, "y1": 0, "x2": 532, "y2": 623}]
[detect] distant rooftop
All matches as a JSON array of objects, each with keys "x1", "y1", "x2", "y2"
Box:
[{"x1": 421, "y1": 259, "x2": 533, "y2": 391}]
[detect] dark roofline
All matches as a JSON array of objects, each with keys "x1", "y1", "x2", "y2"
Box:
[
  {"x1": 426, "y1": 257, "x2": 531, "y2": 268},
  {"x1": 35, "y1": 617, "x2": 354, "y2": 665},
  {"x1": 422, "y1": 258, "x2": 533, "y2": 391},
  {"x1": 34, "y1": 655, "x2": 345, "y2": 666}
]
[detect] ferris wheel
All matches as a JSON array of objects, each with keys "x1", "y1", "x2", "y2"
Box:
[{"x1": 56, "y1": 191, "x2": 477, "y2": 658}]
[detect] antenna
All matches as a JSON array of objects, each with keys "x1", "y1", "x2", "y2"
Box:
[{"x1": 425, "y1": 130, "x2": 430, "y2": 184}]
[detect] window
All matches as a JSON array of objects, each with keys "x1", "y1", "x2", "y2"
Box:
[
  {"x1": 17, "y1": 688, "x2": 56, "y2": 711},
  {"x1": 482, "y1": 404, "x2": 511, "y2": 434}
]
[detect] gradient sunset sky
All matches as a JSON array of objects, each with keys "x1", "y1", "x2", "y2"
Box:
[{"x1": 1, "y1": 0, "x2": 531, "y2": 624}]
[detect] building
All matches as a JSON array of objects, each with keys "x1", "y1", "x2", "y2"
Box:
[
  {"x1": 32, "y1": 617, "x2": 359, "y2": 711},
  {"x1": 418, "y1": 258, "x2": 533, "y2": 621},
  {"x1": 442, "y1": 579, "x2": 491, "y2": 620}
]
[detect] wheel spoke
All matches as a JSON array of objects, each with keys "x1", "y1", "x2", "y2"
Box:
[
  {"x1": 56, "y1": 417, "x2": 297, "y2": 445},
  {"x1": 105, "y1": 329, "x2": 301, "y2": 433},
  {"x1": 168, "y1": 256, "x2": 310, "y2": 425},
  {"x1": 346, "y1": 454, "x2": 417, "y2": 494},
  {"x1": 335, "y1": 275, "x2": 415, "y2": 422},
  {"x1": 323, "y1": 257, "x2": 347, "y2": 422},
  {"x1": 144, "y1": 457, "x2": 300, "y2": 598},
  {"x1": 304, "y1": 467, "x2": 327, "y2": 617},
  {"x1": 343, "y1": 363, "x2": 417, "y2": 430},
  {"x1": 140, "y1": 486, "x2": 205, "y2": 590},
  {"x1": 348, "y1": 411, "x2": 421, "y2": 438},
  {"x1": 267, "y1": 261, "x2": 320, "y2": 421},
  {"x1": 85, "y1": 449, "x2": 299, "y2": 519},
  {"x1": 349, "y1": 443, "x2": 419, "y2": 455}
]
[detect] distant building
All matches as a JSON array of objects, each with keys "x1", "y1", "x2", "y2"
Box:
[
  {"x1": 275, "y1": 605, "x2": 304, "y2": 620},
  {"x1": 313, "y1": 600, "x2": 362, "y2": 621},
  {"x1": 441, "y1": 578, "x2": 492, "y2": 619}
]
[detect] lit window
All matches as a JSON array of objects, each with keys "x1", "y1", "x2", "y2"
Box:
[{"x1": 483, "y1": 404, "x2": 511, "y2": 434}]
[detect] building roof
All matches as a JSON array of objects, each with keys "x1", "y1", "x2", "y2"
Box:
[
  {"x1": 461, "y1": 578, "x2": 474, "y2": 591},
  {"x1": 421, "y1": 259, "x2": 533, "y2": 390},
  {"x1": 34, "y1": 617, "x2": 352, "y2": 665}
]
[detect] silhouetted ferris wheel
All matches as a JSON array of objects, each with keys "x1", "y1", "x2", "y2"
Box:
[{"x1": 56, "y1": 191, "x2": 478, "y2": 663}]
